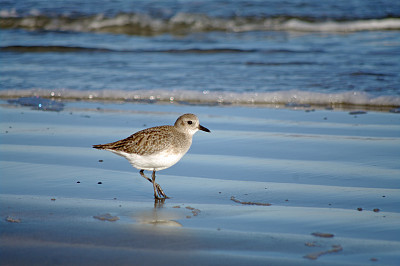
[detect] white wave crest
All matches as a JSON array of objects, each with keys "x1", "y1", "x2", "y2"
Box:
[
  {"x1": 281, "y1": 18, "x2": 400, "y2": 32},
  {"x1": 2, "y1": 11, "x2": 400, "y2": 34},
  {"x1": 1, "y1": 88, "x2": 399, "y2": 109}
]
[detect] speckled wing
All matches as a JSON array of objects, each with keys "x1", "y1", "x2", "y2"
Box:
[{"x1": 93, "y1": 126, "x2": 175, "y2": 156}]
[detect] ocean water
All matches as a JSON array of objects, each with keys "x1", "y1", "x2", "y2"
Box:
[{"x1": 1, "y1": 0, "x2": 400, "y2": 108}]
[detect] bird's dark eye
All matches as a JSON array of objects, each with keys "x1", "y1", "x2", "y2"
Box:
[{"x1": 187, "y1": 121, "x2": 193, "y2": 125}]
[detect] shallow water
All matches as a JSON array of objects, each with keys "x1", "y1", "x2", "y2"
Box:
[{"x1": 1, "y1": 102, "x2": 400, "y2": 264}]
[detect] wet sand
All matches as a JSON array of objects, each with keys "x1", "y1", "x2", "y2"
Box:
[{"x1": 1, "y1": 101, "x2": 400, "y2": 265}]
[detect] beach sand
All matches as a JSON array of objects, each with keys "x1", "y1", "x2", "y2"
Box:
[{"x1": 1, "y1": 100, "x2": 400, "y2": 265}]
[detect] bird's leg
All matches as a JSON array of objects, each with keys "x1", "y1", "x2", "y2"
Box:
[
  {"x1": 152, "y1": 170, "x2": 169, "y2": 199},
  {"x1": 151, "y1": 170, "x2": 161, "y2": 199},
  {"x1": 140, "y1": 169, "x2": 152, "y2": 183},
  {"x1": 140, "y1": 170, "x2": 166, "y2": 198}
]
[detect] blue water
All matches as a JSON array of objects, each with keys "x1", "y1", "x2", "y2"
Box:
[{"x1": 1, "y1": 0, "x2": 400, "y2": 107}]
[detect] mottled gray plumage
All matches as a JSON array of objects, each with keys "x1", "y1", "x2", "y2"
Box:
[
  {"x1": 93, "y1": 125, "x2": 190, "y2": 156},
  {"x1": 93, "y1": 113, "x2": 210, "y2": 199}
]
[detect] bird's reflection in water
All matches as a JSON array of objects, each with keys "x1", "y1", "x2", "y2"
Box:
[
  {"x1": 134, "y1": 198, "x2": 183, "y2": 227},
  {"x1": 154, "y1": 198, "x2": 166, "y2": 208}
]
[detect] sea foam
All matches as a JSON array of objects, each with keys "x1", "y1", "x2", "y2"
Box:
[
  {"x1": 1, "y1": 88, "x2": 399, "y2": 109},
  {"x1": 1, "y1": 12, "x2": 400, "y2": 35}
]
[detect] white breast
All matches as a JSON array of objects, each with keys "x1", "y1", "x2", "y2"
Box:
[{"x1": 108, "y1": 149, "x2": 186, "y2": 171}]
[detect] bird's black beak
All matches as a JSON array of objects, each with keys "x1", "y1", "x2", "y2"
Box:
[{"x1": 199, "y1": 124, "x2": 210, "y2": 133}]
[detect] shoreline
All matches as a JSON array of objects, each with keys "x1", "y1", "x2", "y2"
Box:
[{"x1": 1, "y1": 90, "x2": 400, "y2": 113}]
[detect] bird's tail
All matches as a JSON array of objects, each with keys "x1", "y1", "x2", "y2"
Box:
[{"x1": 93, "y1": 144, "x2": 108, "y2": 149}]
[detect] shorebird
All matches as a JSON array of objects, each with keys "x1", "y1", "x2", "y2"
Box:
[{"x1": 93, "y1": 113, "x2": 210, "y2": 199}]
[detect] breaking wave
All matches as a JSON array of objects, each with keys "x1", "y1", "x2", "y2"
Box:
[
  {"x1": 1, "y1": 12, "x2": 400, "y2": 35},
  {"x1": 1, "y1": 88, "x2": 399, "y2": 110}
]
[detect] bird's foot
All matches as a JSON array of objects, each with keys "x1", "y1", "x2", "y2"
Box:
[{"x1": 154, "y1": 183, "x2": 170, "y2": 199}]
